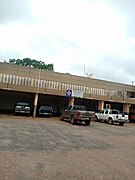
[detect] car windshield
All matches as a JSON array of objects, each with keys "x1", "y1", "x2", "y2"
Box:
[
  {"x1": 74, "y1": 106, "x2": 86, "y2": 110},
  {"x1": 40, "y1": 106, "x2": 52, "y2": 110},
  {"x1": 16, "y1": 102, "x2": 29, "y2": 106}
]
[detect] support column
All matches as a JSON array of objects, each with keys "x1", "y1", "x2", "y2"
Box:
[
  {"x1": 33, "y1": 93, "x2": 38, "y2": 118},
  {"x1": 123, "y1": 103, "x2": 130, "y2": 113},
  {"x1": 98, "y1": 100, "x2": 104, "y2": 111},
  {"x1": 69, "y1": 97, "x2": 74, "y2": 106}
]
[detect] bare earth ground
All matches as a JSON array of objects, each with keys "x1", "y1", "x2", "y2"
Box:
[{"x1": 0, "y1": 115, "x2": 135, "y2": 180}]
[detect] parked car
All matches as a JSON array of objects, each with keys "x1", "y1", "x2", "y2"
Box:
[
  {"x1": 14, "y1": 102, "x2": 31, "y2": 116},
  {"x1": 129, "y1": 112, "x2": 135, "y2": 122},
  {"x1": 60, "y1": 105, "x2": 95, "y2": 125},
  {"x1": 95, "y1": 109, "x2": 129, "y2": 126},
  {"x1": 38, "y1": 105, "x2": 53, "y2": 117}
]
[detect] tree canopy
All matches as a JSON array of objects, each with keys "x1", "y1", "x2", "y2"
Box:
[{"x1": 9, "y1": 58, "x2": 54, "y2": 71}]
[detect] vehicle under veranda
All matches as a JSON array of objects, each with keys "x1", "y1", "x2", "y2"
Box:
[
  {"x1": 95, "y1": 109, "x2": 129, "y2": 126},
  {"x1": 60, "y1": 105, "x2": 95, "y2": 126},
  {"x1": 14, "y1": 102, "x2": 31, "y2": 116},
  {"x1": 38, "y1": 104, "x2": 53, "y2": 117}
]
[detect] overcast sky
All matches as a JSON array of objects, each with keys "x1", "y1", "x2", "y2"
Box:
[{"x1": 0, "y1": 0, "x2": 135, "y2": 85}]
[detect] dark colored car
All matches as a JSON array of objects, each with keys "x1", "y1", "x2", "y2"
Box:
[
  {"x1": 38, "y1": 105, "x2": 53, "y2": 117},
  {"x1": 129, "y1": 112, "x2": 135, "y2": 122},
  {"x1": 14, "y1": 102, "x2": 31, "y2": 116}
]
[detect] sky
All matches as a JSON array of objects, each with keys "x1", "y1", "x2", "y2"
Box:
[{"x1": 0, "y1": 0, "x2": 135, "y2": 85}]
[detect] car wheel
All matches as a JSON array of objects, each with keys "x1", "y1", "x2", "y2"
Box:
[
  {"x1": 119, "y1": 122, "x2": 124, "y2": 126},
  {"x1": 71, "y1": 115, "x2": 75, "y2": 125},
  {"x1": 108, "y1": 118, "x2": 113, "y2": 125},
  {"x1": 85, "y1": 120, "x2": 91, "y2": 126}
]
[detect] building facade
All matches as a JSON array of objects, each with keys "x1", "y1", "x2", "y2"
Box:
[{"x1": 0, "y1": 62, "x2": 135, "y2": 116}]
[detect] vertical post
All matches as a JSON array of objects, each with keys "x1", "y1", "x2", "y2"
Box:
[
  {"x1": 33, "y1": 93, "x2": 38, "y2": 118},
  {"x1": 98, "y1": 100, "x2": 104, "y2": 111},
  {"x1": 33, "y1": 69, "x2": 41, "y2": 118},
  {"x1": 69, "y1": 97, "x2": 74, "y2": 106},
  {"x1": 123, "y1": 104, "x2": 130, "y2": 113}
]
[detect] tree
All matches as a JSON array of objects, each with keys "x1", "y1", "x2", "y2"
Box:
[{"x1": 9, "y1": 58, "x2": 54, "y2": 71}]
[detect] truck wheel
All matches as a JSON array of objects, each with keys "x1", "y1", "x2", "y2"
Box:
[
  {"x1": 85, "y1": 120, "x2": 91, "y2": 126},
  {"x1": 108, "y1": 118, "x2": 113, "y2": 125},
  {"x1": 119, "y1": 122, "x2": 124, "y2": 126},
  {"x1": 71, "y1": 115, "x2": 75, "y2": 125}
]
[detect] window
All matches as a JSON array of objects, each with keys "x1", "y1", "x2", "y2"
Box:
[
  {"x1": 12, "y1": 75, "x2": 16, "y2": 84},
  {"x1": 79, "y1": 106, "x2": 86, "y2": 110},
  {"x1": 73, "y1": 106, "x2": 86, "y2": 111},
  {"x1": 66, "y1": 106, "x2": 72, "y2": 110},
  {"x1": 30, "y1": 78, "x2": 34, "y2": 87},
  {"x1": 15, "y1": 76, "x2": 19, "y2": 85},
  {"x1": 105, "y1": 104, "x2": 111, "y2": 109},
  {"x1": 73, "y1": 106, "x2": 77, "y2": 110},
  {"x1": 45, "y1": 80, "x2": 49, "y2": 88},
  {"x1": 50, "y1": 81, "x2": 53, "y2": 89},
  {"x1": 111, "y1": 110, "x2": 119, "y2": 114},
  {"x1": 105, "y1": 110, "x2": 108, "y2": 114},
  {"x1": 99, "y1": 110, "x2": 104, "y2": 114},
  {"x1": 9, "y1": 75, "x2": 12, "y2": 84},
  {"x1": 34, "y1": 79, "x2": 37, "y2": 87},
  {"x1": 24, "y1": 77, "x2": 28, "y2": 86},
  {"x1": 0, "y1": 73, "x2": 2, "y2": 82}
]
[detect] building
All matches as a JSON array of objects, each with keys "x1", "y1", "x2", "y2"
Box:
[{"x1": 0, "y1": 62, "x2": 135, "y2": 116}]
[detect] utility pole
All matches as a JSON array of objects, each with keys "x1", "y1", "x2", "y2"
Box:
[{"x1": 86, "y1": 73, "x2": 93, "y2": 98}]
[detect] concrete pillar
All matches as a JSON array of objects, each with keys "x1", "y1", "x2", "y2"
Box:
[
  {"x1": 69, "y1": 97, "x2": 74, "y2": 106},
  {"x1": 33, "y1": 93, "x2": 38, "y2": 118},
  {"x1": 98, "y1": 100, "x2": 104, "y2": 111},
  {"x1": 123, "y1": 103, "x2": 130, "y2": 113}
]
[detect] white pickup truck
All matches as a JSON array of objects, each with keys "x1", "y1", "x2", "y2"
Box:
[{"x1": 95, "y1": 109, "x2": 129, "y2": 126}]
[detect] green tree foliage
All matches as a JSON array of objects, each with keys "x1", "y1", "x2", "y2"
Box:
[{"x1": 9, "y1": 58, "x2": 54, "y2": 71}]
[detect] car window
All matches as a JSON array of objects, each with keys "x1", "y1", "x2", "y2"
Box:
[
  {"x1": 40, "y1": 106, "x2": 53, "y2": 110},
  {"x1": 105, "y1": 110, "x2": 108, "y2": 114},
  {"x1": 73, "y1": 106, "x2": 86, "y2": 110},
  {"x1": 79, "y1": 106, "x2": 86, "y2": 110},
  {"x1": 66, "y1": 106, "x2": 72, "y2": 110},
  {"x1": 99, "y1": 110, "x2": 104, "y2": 114},
  {"x1": 111, "y1": 110, "x2": 119, "y2": 114},
  {"x1": 73, "y1": 106, "x2": 77, "y2": 110}
]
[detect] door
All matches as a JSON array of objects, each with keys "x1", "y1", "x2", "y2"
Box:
[
  {"x1": 63, "y1": 105, "x2": 72, "y2": 119},
  {"x1": 98, "y1": 110, "x2": 105, "y2": 119},
  {"x1": 102, "y1": 109, "x2": 109, "y2": 120}
]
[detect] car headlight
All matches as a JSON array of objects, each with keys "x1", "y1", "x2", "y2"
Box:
[
  {"x1": 25, "y1": 107, "x2": 30, "y2": 110},
  {"x1": 16, "y1": 106, "x2": 21, "y2": 108}
]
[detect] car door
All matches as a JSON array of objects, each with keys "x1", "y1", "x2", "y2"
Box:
[
  {"x1": 62, "y1": 105, "x2": 72, "y2": 119},
  {"x1": 98, "y1": 110, "x2": 104, "y2": 119},
  {"x1": 102, "y1": 109, "x2": 109, "y2": 121}
]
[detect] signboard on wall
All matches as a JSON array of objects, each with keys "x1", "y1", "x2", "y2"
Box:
[
  {"x1": 66, "y1": 90, "x2": 72, "y2": 97},
  {"x1": 66, "y1": 90, "x2": 83, "y2": 98}
]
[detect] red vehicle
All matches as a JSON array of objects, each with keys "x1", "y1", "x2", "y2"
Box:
[{"x1": 129, "y1": 112, "x2": 135, "y2": 123}]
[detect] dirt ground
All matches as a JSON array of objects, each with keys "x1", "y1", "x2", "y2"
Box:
[{"x1": 0, "y1": 114, "x2": 135, "y2": 180}]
